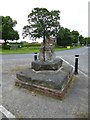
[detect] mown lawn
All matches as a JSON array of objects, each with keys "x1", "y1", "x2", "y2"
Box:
[
  {"x1": 0, "y1": 47, "x2": 39, "y2": 54},
  {"x1": 0, "y1": 46, "x2": 82, "y2": 54}
]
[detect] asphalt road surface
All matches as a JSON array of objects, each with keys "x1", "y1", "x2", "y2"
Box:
[
  {"x1": 56, "y1": 46, "x2": 88, "y2": 75},
  {"x1": 0, "y1": 46, "x2": 88, "y2": 119}
]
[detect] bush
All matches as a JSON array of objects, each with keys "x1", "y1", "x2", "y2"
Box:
[{"x1": 2, "y1": 44, "x2": 11, "y2": 49}]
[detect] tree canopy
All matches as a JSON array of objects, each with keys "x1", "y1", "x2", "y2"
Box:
[
  {"x1": 22, "y1": 7, "x2": 60, "y2": 40},
  {"x1": 0, "y1": 16, "x2": 19, "y2": 44},
  {"x1": 57, "y1": 27, "x2": 86, "y2": 46},
  {"x1": 57, "y1": 27, "x2": 73, "y2": 46}
]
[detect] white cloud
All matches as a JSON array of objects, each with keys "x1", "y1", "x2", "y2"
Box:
[{"x1": 0, "y1": 0, "x2": 89, "y2": 41}]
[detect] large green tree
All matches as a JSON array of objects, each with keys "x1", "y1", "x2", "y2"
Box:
[
  {"x1": 79, "y1": 35, "x2": 85, "y2": 45},
  {"x1": 85, "y1": 37, "x2": 90, "y2": 45},
  {"x1": 71, "y1": 30, "x2": 79, "y2": 44},
  {"x1": 0, "y1": 16, "x2": 19, "y2": 45},
  {"x1": 22, "y1": 8, "x2": 60, "y2": 61},
  {"x1": 57, "y1": 27, "x2": 72, "y2": 46},
  {"x1": 57, "y1": 27, "x2": 65, "y2": 46}
]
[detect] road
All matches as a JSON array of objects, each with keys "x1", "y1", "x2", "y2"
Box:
[
  {"x1": 0, "y1": 46, "x2": 88, "y2": 118},
  {"x1": 56, "y1": 46, "x2": 88, "y2": 75},
  {"x1": 2, "y1": 46, "x2": 88, "y2": 75}
]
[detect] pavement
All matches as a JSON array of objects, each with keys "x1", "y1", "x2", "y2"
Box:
[{"x1": 1, "y1": 56, "x2": 88, "y2": 119}]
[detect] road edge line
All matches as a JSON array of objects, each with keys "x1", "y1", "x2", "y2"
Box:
[
  {"x1": 58, "y1": 56, "x2": 88, "y2": 78},
  {"x1": 0, "y1": 105, "x2": 15, "y2": 118}
]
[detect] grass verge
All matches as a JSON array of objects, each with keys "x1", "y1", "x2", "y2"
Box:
[{"x1": 0, "y1": 46, "x2": 82, "y2": 54}]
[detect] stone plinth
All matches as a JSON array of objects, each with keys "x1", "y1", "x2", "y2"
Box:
[
  {"x1": 15, "y1": 64, "x2": 74, "y2": 99},
  {"x1": 31, "y1": 58, "x2": 63, "y2": 71}
]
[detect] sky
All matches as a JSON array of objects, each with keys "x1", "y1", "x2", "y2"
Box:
[{"x1": 0, "y1": 0, "x2": 89, "y2": 42}]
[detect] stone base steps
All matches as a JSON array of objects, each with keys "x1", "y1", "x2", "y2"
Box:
[{"x1": 15, "y1": 74, "x2": 74, "y2": 100}]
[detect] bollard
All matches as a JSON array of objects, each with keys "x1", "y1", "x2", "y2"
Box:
[
  {"x1": 34, "y1": 52, "x2": 37, "y2": 61},
  {"x1": 74, "y1": 55, "x2": 79, "y2": 74}
]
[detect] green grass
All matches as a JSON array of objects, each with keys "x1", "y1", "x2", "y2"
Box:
[
  {"x1": 1, "y1": 47, "x2": 39, "y2": 54},
  {"x1": 55, "y1": 46, "x2": 81, "y2": 51},
  {"x1": 0, "y1": 46, "x2": 82, "y2": 54}
]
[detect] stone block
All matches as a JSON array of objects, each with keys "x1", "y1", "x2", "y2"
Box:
[
  {"x1": 16, "y1": 64, "x2": 73, "y2": 90},
  {"x1": 16, "y1": 64, "x2": 74, "y2": 100},
  {"x1": 31, "y1": 58, "x2": 63, "y2": 71}
]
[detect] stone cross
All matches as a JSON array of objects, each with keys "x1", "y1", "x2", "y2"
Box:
[{"x1": 39, "y1": 37, "x2": 55, "y2": 61}]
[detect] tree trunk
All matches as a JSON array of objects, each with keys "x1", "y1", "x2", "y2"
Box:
[{"x1": 3, "y1": 39, "x2": 7, "y2": 48}]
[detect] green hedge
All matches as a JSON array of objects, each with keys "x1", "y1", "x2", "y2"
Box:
[
  {"x1": 2, "y1": 42, "x2": 41, "y2": 49},
  {"x1": 22, "y1": 42, "x2": 41, "y2": 48}
]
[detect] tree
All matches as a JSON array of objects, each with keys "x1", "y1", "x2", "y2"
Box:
[
  {"x1": 10, "y1": 29, "x2": 19, "y2": 41},
  {"x1": 79, "y1": 35, "x2": 85, "y2": 45},
  {"x1": 57, "y1": 27, "x2": 65, "y2": 46},
  {"x1": 22, "y1": 8, "x2": 60, "y2": 61},
  {"x1": 64, "y1": 28, "x2": 72, "y2": 46},
  {"x1": 57, "y1": 27, "x2": 72, "y2": 46},
  {"x1": 71, "y1": 30, "x2": 79, "y2": 44},
  {"x1": 0, "y1": 16, "x2": 19, "y2": 46},
  {"x1": 85, "y1": 37, "x2": 90, "y2": 45}
]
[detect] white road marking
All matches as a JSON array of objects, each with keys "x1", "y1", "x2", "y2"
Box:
[
  {"x1": 57, "y1": 56, "x2": 74, "y2": 68},
  {"x1": 0, "y1": 105, "x2": 15, "y2": 118},
  {"x1": 57, "y1": 56, "x2": 88, "y2": 78}
]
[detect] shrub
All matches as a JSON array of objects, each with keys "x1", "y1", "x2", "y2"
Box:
[{"x1": 2, "y1": 44, "x2": 11, "y2": 49}]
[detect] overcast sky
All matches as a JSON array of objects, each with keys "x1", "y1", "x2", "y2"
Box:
[{"x1": 0, "y1": 0, "x2": 89, "y2": 42}]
